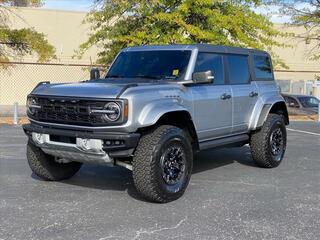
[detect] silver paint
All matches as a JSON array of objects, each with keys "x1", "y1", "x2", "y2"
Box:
[{"x1": 27, "y1": 44, "x2": 287, "y2": 160}]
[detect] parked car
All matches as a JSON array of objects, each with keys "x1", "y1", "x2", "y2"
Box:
[
  {"x1": 282, "y1": 93, "x2": 319, "y2": 115},
  {"x1": 23, "y1": 44, "x2": 289, "y2": 203}
]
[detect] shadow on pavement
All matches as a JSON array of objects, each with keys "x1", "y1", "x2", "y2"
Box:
[
  {"x1": 193, "y1": 145, "x2": 257, "y2": 174},
  {"x1": 31, "y1": 145, "x2": 258, "y2": 201}
]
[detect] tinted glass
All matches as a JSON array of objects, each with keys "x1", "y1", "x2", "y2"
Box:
[
  {"x1": 298, "y1": 96, "x2": 319, "y2": 108},
  {"x1": 106, "y1": 50, "x2": 191, "y2": 81},
  {"x1": 194, "y1": 53, "x2": 224, "y2": 84},
  {"x1": 254, "y1": 55, "x2": 273, "y2": 79},
  {"x1": 286, "y1": 97, "x2": 299, "y2": 107},
  {"x1": 226, "y1": 55, "x2": 250, "y2": 84}
]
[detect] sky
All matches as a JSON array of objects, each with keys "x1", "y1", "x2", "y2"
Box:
[
  {"x1": 43, "y1": 0, "x2": 94, "y2": 12},
  {"x1": 41, "y1": 0, "x2": 314, "y2": 23}
]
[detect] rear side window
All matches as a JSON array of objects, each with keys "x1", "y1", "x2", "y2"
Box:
[
  {"x1": 194, "y1": 53, "x2": 224, "y2": 85},
  {"x1": 254, "y1": 55, "x2": 273, "y2": 79},
  {"x1": 226, "y1": 55, "x2": 250, "y2": 84}
]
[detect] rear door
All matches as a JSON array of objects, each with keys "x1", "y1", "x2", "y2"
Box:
[
  {"x1": 225, "y1": 54, "x2": 258, "y2": 134},
  {"x1": 191, "y1": 52, "x2": 232, "y2": 141}
]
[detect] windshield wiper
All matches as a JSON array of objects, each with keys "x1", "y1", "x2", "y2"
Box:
[
  {"x1": 131, "y1": 75, "x2": 162, "y2": 79},
  {"x1": 106, "y1": 75, "x2": 122, "y2": 78}
]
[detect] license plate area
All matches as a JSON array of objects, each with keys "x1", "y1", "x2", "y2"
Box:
[{"x1": 50, "y1": 135, "x2": 76, "y2": 144}]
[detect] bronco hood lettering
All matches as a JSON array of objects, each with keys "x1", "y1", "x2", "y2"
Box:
[{"x1": 31, "y1": 82, "x2": 130, "y2": 99}]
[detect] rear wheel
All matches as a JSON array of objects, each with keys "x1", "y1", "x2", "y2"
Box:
[
  {"x1": 27, "y1": 141, "x2": 83, "y2": 181},
  {"x1": 132, "y1": 125, "x2": 193, "y2": 203},
  {"x1": 250, "y1": 114, "x2": 287, "y2": 168}
]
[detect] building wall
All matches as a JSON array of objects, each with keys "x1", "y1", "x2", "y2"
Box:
[
  {"x1": 6, "y1": 7, "x2": 98, "y2": 64},
  {"x1": 273, "y1": 24, "x2": 320, "y2": 96},
  {"x1": 1, "y1": 7, "x2": 101, "y2": 113}
]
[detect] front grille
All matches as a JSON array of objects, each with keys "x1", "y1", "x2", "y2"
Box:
[{"x1": 31, "y1": 97, "x2": 110, "y2": 126}]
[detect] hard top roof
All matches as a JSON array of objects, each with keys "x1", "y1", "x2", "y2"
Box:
[
  {"x1": 281, "y1": 93, "x2": 318, "y2": 98},
  {"x1": 122, "y1": 44, "x2": 269, "y2": 55}
]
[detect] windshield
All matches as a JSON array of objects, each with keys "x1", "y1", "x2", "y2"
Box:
[
  {"x1": 298, "y1": 96, "x2": 320, "y2": 108},
  {"x1": 106, "y1": 50, "x2": 191, "y2": 81}
]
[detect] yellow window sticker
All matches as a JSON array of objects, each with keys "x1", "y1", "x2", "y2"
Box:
[{"x1": 172, "y1": 69, "x2": 179, "y2": 76}]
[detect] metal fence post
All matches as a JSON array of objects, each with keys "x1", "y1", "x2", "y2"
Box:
[{"x1": 13, "y1": 102, "x2": 18, "y2": 125}]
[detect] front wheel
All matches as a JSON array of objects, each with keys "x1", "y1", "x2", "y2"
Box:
[
  {"x1": 132, "y1": 125, "x2": 193, "y2": 203},
  {"x1": 27, "y1": 141, "x2": 83, "y2": 181},
  {"x1": 250, "y1": 114, "x2": 287, "y2": 168}
]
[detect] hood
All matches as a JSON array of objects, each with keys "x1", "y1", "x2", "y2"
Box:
[{"x1": 31, "y1": 80, "x2": 132, "y2": 99}]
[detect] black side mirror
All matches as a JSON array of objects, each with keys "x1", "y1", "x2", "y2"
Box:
[
  {"x1": 289, "y1": 102, "x2": 299, "y2": 108},
  {"x1": 90, "y1": 68, "x2": 100, "y2": 80},
  {"x1": 192, "y1": 71, "x2": 214, "y2": 84}
]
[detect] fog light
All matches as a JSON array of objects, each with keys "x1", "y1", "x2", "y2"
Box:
[
  {"x1": 76, "y1": 138, "x2": 103, "y2": 153},
  {"x1": 81, "y1": 139, "x2": 91, "y2": 150},
  {"x1": 32, "y1": 133, "x2": 44, "y2": 144}
]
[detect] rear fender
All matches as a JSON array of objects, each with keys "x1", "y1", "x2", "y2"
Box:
[{"x1": 249, "y1": 94, "x2": 288, "y2": 130}]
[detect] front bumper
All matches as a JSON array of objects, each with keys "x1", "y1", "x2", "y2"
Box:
[{"x1": 23, "y1": 123, "x2": 140, "y2": 161}]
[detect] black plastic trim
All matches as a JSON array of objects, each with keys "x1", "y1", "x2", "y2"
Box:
[{"x1": 23, "y1": 123, "x2": 140, "y2": 153}]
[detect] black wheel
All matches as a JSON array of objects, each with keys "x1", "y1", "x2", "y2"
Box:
[
  {"x1": 132, "y1": 125, "x2": 193, "y2": 203},
  {"x1": 250, "y1": 113, "x2": 287, "y2": 168},
  {"x1": 27, "y1": 140, "x2": 83, "y2": 181}
]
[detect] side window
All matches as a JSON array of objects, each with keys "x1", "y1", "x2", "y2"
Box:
[
  {"x1": 226, "y1": 55, "x2": 250, "y2": 84},
  {"x1": 194, "y1": 53, "x2": 224, "y2": 85},
  {"x1": 254, "y1": 55, "x2": 273, "y2": 79}
]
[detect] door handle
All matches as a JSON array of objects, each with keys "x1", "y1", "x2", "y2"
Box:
[
  {"x1": 249, "y1": 91, "x2": 258, "y2": 97},
  {"x1": 221, "y1": 93, "x2": 232, "y2": 100}
]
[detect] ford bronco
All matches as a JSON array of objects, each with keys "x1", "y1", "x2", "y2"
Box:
[{"x1": 23, "y1": 44, "x2": 289, "y2": 203}]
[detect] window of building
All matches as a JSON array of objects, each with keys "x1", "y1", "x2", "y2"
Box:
[
  {"x1": 194, "y1": 53, "x2": 224, "y2": 85},
  {"x1": 226, "y1": 55, "x2": 250, "y2": 84},
  {"x1": 254, "y1": 55, "x2": 273, "y2": 79}
]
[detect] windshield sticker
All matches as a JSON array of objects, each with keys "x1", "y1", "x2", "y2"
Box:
[{"x1": 172, "y1": 69, "x2": 179, "y2": 76}]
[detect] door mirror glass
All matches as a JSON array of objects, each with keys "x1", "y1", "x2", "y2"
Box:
[
  {"x1": 90, "y1": 68, "x2": 100, "y2": 80},
  {"x1": 289, "y1": 102, "x2": 299, "y2": 108},
  {"x1": 192, "y1": 71, "x2": 214, "y2": 84}
]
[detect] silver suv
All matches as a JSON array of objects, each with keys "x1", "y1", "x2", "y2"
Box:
[{"x1": 23, "y1": 44, "x2": 289, "y2": 203}]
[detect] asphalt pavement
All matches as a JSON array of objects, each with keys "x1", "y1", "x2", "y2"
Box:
[{"x1": 0, "y1": 122, "x2": 319, "y2": 240}]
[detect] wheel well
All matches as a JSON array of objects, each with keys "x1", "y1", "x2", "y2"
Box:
[
  {"x1": 139, "y1": 111, "x2": 199, "y2": 151},
  {"x1": 269, "y1": 101, "x2": 289, "y2": 125}
]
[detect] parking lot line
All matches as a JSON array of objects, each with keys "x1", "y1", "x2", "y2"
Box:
[{"x1": 287, "y1": 128, "x2": 320, "y2": 136}]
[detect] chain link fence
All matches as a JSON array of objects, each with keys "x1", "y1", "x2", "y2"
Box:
[
  {"x1": 276, "y1": 80, "x2": 317, "y2": 96},
  {"x1": 0, "y1": 61, "x2": 319, "y2": 119},
  {"x1": 0, "y1": 62, "x2": 106, "y2": 117}
]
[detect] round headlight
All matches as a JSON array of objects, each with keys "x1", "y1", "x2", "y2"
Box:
[
  {"x1": 103, "y1": 102, "x2": 121, "y2": 122},
  {"x1": 27, "y1": 97, "x2": 38, "y2": 115}
]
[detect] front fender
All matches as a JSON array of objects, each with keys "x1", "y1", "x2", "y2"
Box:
[
  {"x1": 249, "y1": 94, "x2": 286, "y2": 130},
  {"x1": 137, "y1": 98, "x2": 188, "y2": 127}
]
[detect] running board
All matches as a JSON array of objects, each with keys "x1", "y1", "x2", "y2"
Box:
[{"x1": 199, "y1": 134, "x2": 249, "y2": 151}]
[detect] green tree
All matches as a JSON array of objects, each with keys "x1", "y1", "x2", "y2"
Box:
[
  {"x1": 3, "y1": 0, "x2": 43, "y2": 6},
  {"x1": 0, "y1": 0, "x2": 55, "y2": 65},
  {"x1": 79, "y1": 0, "x2": 287, "y2": 66}
]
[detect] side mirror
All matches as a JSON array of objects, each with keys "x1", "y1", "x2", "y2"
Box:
[
  {"x1": 192, "y1": 71, "x2": 214, "y2": 84},
  {"x1": 90, "y1": 68, "x2": 100, "y2": 80},
  {"x1": 289, "y1": 102, "x2": 299, "y2": 108}
]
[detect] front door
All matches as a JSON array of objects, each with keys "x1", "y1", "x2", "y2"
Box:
[{"x1": 191, "y1": 53, "x2": 232, "y2": 142}]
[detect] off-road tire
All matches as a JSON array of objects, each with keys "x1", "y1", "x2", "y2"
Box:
[
  {"x1": 250, "y1": 113, "x2": 287, "y2": 168},
  {"x1": 27, "y1": 141, "x2": 83, "y2": 181},
  {"x1": 132, "y1": 125, "x2": 193, "y2": 203}
]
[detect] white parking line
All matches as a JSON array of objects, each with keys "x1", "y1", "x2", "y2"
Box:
[{"x1": 287, "y1": 128, "x2": 320, "y2": 136}]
